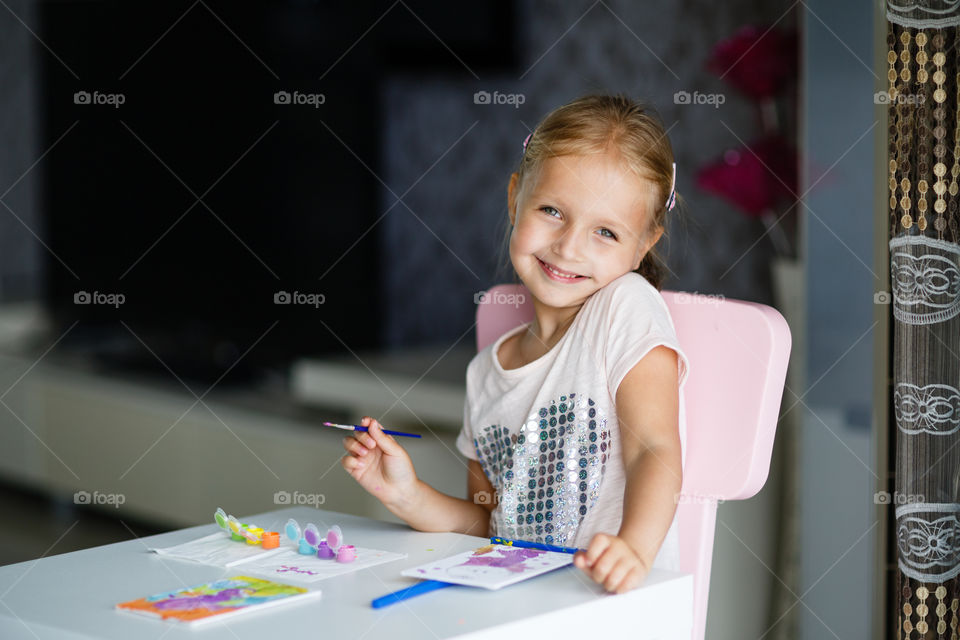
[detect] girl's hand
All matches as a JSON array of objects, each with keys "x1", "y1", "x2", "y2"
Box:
[
  {"x1": 340, "y1": 416, "x2": 419, "y2": 509},
  {"x1": 572, "y1": 533, "x2": 650, "y2": 594}
]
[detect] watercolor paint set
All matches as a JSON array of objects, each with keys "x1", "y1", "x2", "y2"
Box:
[{"x1": 213, "y1": 507, "x2": 357, "y2": 562}]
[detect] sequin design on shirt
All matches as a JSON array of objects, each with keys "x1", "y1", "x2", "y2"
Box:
[
  {"x1": 473, "y1": 422, "x2": 513, "y2": 506},
  {"x1": 472, "y1": 393, "x2": 611, "y2": 546}
]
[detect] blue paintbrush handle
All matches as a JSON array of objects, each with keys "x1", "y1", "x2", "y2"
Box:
[
  {"x1": 490, "y1": 536, "x2": 581, "y2": 555},
  {"x1": 353, "y1": 425, "x2": 422, "y2": 439},
  {"x1": 371, "y1": 579, "x2": 454, "y2": 608}
]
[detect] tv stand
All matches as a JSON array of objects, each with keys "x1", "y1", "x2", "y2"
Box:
[{"x1": 0, "y1": 303, "x2": 467, "y2": 528}]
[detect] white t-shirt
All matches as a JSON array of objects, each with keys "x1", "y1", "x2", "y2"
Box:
[{"x1": 456, "y1": 272, "x2": 690, "y2": 570}]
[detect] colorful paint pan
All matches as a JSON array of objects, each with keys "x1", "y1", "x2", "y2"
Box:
[
  {"x1": 298, "y1": 538, "x2": 315, "y2": 555},
  {"x1": 261, "y1": 531, "x2": 280, "y2": 550},
  {"x1": 228, "y1": 516, "x2": 246, "y2": 542},
  {"x1": 303, "y1": 523, "x2": 321, "y2": 548},
  {"x1": 326, "y1": 525, "x2": 343, "y2": 552},
  {"x1": 214, "y1": 508, "x2": 228, "y2": 531},
  {"x1": 336, "y1": 545, "x2": 355, "y2": 563},
  {"x1": 244, "y1": 527, "x2": 264, "y2": 545},
  {"x1": 285, "y1": 518, "x2": 301, "y2": 544}
]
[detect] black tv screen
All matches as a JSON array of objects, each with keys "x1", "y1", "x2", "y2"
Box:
[{"x1": 36, "y1": 0, "x2": 515, "y2": 381}]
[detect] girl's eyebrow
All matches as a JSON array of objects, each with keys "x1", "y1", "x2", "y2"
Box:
[
  {"x1": 530, "y1": 191, "x2": 568, "y2": 209},
  {"x1": 531, "y1": 191, "x2": 632, "y2": 232},
  {"x1": 595, "y1": 216, "x2": 627, "y2": 231}
]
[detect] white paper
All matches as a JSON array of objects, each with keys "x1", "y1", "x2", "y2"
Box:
[
  {"x1": 239, "y1": 547, "x2": 408, "y2": 584},
  {"x1": 400, "y1": 543, "x2": 574, "y2": 590},
  {"x1": 151, "y1": 532, "x2": 285, "y2": 567}
]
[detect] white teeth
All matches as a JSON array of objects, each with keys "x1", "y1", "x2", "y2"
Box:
[{"x1": 544, "y1": 262, "x2": 580, "y2": 279}]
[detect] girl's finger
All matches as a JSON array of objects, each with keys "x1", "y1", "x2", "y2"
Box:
[
  {"x1": 353, "y1": 419, "x2": 380, "y2": 449},
  {"x1": 342, "y1": 437, "x2": 368, "y2": 456},
  {"x1": 366, "y1": 420, "x2": 404, "y2": 456},
  {"x1": 583, "y1": 533, "x2": 612, "y2": 567},
  {"x1": 341, "y1": 455, "x2": 361, "y2": 472},
  {"x1": 616, "y1": 566, "x2": 643, "y2": 594},
  {"x1": 604, "y1": 563, "x2": 630, "y2": 592},
  {"x1": 588, "y1": 546, "x2": 619, "y2": 583}
]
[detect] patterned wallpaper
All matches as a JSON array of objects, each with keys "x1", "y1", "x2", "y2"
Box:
[{"x1": 380, "y1": 0, "x2": 795, "y2": 347}]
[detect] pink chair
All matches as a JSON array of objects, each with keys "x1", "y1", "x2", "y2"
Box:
[{"x1": 476, "y1": 284, "x2": 791, "y2": 640}]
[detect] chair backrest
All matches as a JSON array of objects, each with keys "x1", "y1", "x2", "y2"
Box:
[{"x1": 476, "y1": 283, "x2": 791, "y2": 640}]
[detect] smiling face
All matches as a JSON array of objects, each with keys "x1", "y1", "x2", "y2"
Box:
[{"x1": 507, "y1": 151, "x2": 663, "y2": 312}]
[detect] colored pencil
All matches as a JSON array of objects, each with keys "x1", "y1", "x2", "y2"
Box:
[
  {"x1": 371, "y1": 579, "x2": 454, "y2": 608},
  {"x1": 322, "y1": 422, "x2": 422, "y2": 439}
]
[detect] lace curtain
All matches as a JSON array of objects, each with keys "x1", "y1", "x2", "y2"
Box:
[{"x1": 887, "y1": 2, "x2": 960, "y2": 637}]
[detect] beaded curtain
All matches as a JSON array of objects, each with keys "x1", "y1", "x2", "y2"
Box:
[{"x1": 887, "y1": 2, "x2": 960, "y2": 638}]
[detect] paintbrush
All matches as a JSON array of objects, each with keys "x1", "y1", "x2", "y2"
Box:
[{"x1": 322, "y1": 421, "x2": 422, "y2": 439}]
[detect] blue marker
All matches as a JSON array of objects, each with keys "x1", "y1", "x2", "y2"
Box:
[{"x1": 371, "y1": 579, "x2": 454, "y2": 608}]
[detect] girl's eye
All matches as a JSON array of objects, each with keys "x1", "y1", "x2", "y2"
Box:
[
  {"x1": 598, "y1": 228, "x2": 617, "y2": 240},
  {"x1": 539, "y1": 206, "x2": 561, "y2": 218}
]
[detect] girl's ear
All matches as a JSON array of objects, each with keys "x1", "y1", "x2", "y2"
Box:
[
  {"x1": 633, "y1": 225, "x2": 665, "y2": 271},
  {"x1": 507, "y1": 173, "x2": 519, "y2": 225}
]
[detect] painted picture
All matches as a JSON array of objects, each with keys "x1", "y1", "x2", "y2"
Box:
[
  {"x1": 116, "y1": 575, "x2": 322, "y2": 625},
  {"x1": 400, "y1": 544, "x2": 574, "y2": 590}
]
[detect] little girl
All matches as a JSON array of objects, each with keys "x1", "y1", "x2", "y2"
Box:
[{"x1": 341, "y1": 94, "x2": 690, "y2": 594}]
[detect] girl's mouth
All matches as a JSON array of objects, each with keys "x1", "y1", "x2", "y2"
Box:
[{"x1": 537, "y1": 257, "x2": 586, "y2": 282}]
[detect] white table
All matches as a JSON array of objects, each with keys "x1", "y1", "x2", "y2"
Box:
[{"x1": 0, "y1": 506, "x2": 692, "y2": 639}]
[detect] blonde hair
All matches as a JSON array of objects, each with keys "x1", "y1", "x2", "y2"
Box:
[{"x1": 497, "y1": 93, "x2": 679, "y2": 290}]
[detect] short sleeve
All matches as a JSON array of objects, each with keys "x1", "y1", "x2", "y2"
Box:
[
  {"x1": 603, "y1": 277, "x2": 690, "y2": 398},
  {"x1": 608, "y1": 334, "x2": 689, "y2": 399},
  {"x1": 455, "y1": 392, "x2": 479, "y2": 461}
]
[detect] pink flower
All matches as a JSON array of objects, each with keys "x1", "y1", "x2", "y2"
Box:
[
  {"x1": 695, "y1": 135, "x2": 797, "y2": 217},
  {"x1": 706, "y1": 25, "x2": 798, "y2": 100}
]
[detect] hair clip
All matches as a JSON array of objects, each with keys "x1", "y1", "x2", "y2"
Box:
[
  {"x1": 664, "y1": 162, "x2": 677, "y2": 212},
  {"x1": 522, "y1": 132, "x2": 532, "y2": 153}
]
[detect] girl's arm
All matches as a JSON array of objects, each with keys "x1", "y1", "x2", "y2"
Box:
[
  {"x1": 388, "y1": 463, "x2": 492, "y2": 537},
  {"x1": 343, "y1": 419, "x2": 491, "y2": 536},
  {"x1": 573, "y1": 345, "x2": 682, "y2": 591},
  {"x1": 615, "y1": 344, "x2": 683, "y2": 568}
]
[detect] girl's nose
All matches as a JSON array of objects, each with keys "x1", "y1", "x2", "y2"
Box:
[{"x1": 551, "y1": 227, "x2": 584, "y2": 262}]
